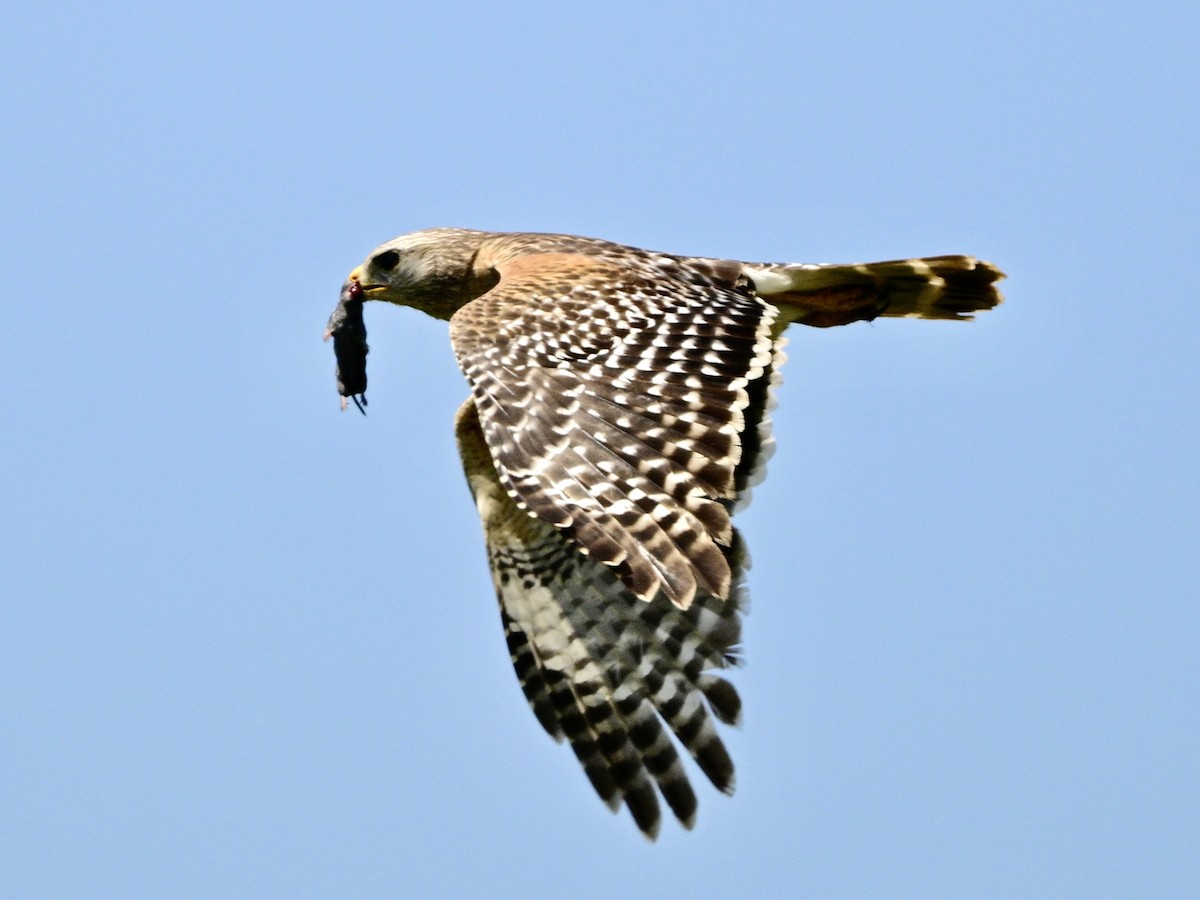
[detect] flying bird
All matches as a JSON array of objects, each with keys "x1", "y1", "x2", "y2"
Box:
[{"x1": 325, "y1": 227, "x2": 1002, "y2": 838}]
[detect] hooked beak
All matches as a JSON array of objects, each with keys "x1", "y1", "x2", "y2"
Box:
[{"x1": 346, "y1": 266, "x2": 392, "y2": 299}]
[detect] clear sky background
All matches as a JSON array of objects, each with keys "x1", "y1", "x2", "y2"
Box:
[{"x1": 3, "y1": 2, "x2": 1197, "y2": 897}]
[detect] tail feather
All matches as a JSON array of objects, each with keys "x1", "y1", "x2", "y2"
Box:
[{"x1": 744, "y1": 255, "x2": 1004, "y2": 329}]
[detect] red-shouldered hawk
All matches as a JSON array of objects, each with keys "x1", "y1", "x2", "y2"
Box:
[{"x1": 325, "y1": 228, "x2": 1003, "y2": 838}]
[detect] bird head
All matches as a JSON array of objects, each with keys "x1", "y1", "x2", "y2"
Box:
[{"x1": 346, "y1": 227, "x2": 491, "y2": 320}]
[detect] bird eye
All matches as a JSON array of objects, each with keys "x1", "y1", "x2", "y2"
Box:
[{"x1": 372, "y1": 249, "x2": 400, "y2": 272}]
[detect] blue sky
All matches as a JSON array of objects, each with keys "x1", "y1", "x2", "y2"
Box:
[{"x1": 3, "y1": 2, "x2": 1197, "y2": 897}]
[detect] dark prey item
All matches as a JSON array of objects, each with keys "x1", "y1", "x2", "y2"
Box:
[{"x1": 325, "y1": 279, "x2": 368, "y2": 413}]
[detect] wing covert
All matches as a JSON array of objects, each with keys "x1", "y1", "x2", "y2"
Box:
[{"x1": 450, "y1": 252, "x2": 778, "y2": 608}]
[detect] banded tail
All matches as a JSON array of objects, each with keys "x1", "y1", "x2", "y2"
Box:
[{"x1": 743, "y1": 255, "x2": 1004, "y2": 330}]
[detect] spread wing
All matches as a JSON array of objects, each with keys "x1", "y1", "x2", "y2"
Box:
[
  {"x1": 449, "y1": 252, "x2": 780, "y2": 609},
  {"x1": 455, "y1": 400, "x2": 745, "y2": 838}
]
